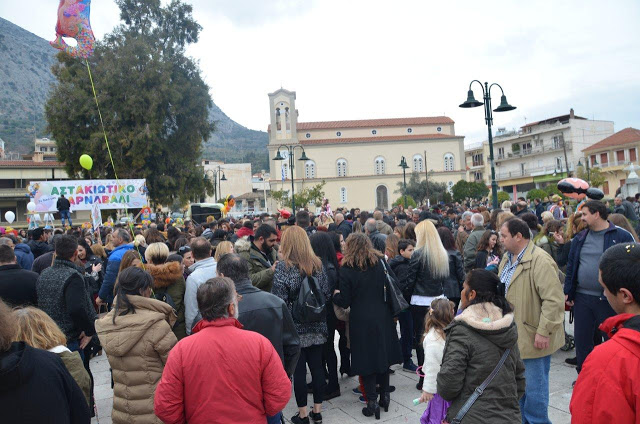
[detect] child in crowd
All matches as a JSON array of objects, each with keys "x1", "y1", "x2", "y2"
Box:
[
  {"x1": 417, "y1": 298, "x2": 454, "y2": 424},
  {"x1": 389, "y1": 239, "x2": 418, "y2": 372}
]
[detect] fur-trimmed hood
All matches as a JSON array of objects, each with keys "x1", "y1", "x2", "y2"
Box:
[
  {"x1": 448, "y1": 302, "x2": 518, "y2": 350},
  {"x1": 234, "y1": 236, "x2": 251, "y2": 253},
  {"x1": 145, "y1": 261, "x2": 183, "y2": 289}
]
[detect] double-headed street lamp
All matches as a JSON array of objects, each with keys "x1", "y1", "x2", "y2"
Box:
[
  {"x1": 460, "y1": 80, "x2": 516, "y2": 209},
  {"x1": 273, "y1": 145, "x2": 310, "y2": 211},
  {"x1": 398, "y1": 156, "x2": 409, "y2": 208},
  {"x1": 206, "y1": 166, "x2": 227, "y2": 201}
]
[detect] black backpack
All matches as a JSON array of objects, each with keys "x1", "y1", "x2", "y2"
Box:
[
  {"x1": 290, "y1": 274, "x2": 326, "y2": 323},
  {"x1": 153, "y1": 289, "x2": 180, "y2": 329}
]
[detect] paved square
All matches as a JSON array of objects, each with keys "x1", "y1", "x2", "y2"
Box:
[{"x1": 90, "y1": 317, "x2": 576, "y2": 424}]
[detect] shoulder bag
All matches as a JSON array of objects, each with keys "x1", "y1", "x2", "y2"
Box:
[
  {"x1": 449, "y1": 347, "x2": 511, "y2": 424},
  {"x1": 381, "y1": 259, "x2": 409, "y2": 316}
]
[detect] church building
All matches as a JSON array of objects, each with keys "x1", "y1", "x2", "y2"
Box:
[{"x1": 267, "y1": 88, "x2": 465, "y2": 211}]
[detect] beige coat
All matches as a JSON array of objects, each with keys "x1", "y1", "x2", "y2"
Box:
[
  {"x1": 95, "y1": 295, "x2": 177, "y2": 424},
  {"x1": 498, "y1": 240, "x2": 565, "y2": 359}
]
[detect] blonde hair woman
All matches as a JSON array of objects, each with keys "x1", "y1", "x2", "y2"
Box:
[
  {"x1": 496, "y1": 211, "x2": 515, "y2": 230},
  {"x1": 406, "y1": 219, "x2": 450, "y2": 390},
  {"x1": 213, "y1": 240, "x2": 234, "y2": 262},
  {"x1": 144, "y1": 242, "x2": 187, "y2": 340},
  {"x1": 12, "y1": 307, "x2": 91, "y2": 406},
  {"x1": 272, "y1": 225, "x2": 330, "y2": 424}
]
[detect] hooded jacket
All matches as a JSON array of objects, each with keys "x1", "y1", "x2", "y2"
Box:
[
  {"x1": 237, "y1": 239, "x2": 277, "y2": 292},
  {"x1": 98, "y1": 243, "x2": 135, "y2": 303},
  {"x1": 570, "y1": 313, "x2": 640, "y2": 423},
  {"x1": 14, "y1": 243, "x2": 34, "y2": 271},
  {"x1": 146, "y1": 261, "x2": 187, "y2": 340},
  {"x1": 388, "y1": 254, "x2": 412, "y2": 301},
  {"x1": 95, "y1": 295, "x2": 177, "y2": 424},
  {"x1": 437, "y1": 303, "x2": 525, "y2": 424},
  {"x1": 0, "y1": 342, "x2": 90, "y2": 423},
  {"x1": 154, "y1": 317, "x2": 292, "y2": 424},
  {"x1": 27, "y1": 239, "x2": 53, "y2": 259}
]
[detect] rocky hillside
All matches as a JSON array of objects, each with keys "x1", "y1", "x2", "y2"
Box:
[{"x1": 0, "y1": 17, "x2": 268, "y2": 171}]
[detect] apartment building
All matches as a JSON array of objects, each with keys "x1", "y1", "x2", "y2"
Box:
[
  {"x1": 465, "y1": 109, "x2": 614, "y2": 198},
  {"x1": 582, "y1": 127, "x2": 640, "y2": 196}
]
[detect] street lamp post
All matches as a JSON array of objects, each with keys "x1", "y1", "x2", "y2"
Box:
[
  {"x1": 206, "y1": 167, "x2": 227, "y2": 202},
  {"x1": 398, "y1": 156, "x2": 409, "y2": 208},
  {"x1": 217, "y1": 166, "x2": 227, "y2": 201},
  {"x1": 460, "y1": 80, "x2": 516, "y2": 209},
  {"x1": 577, "y1": 157, "x2": 598, "y2": 182},
  {"x1": 273, "y1": 145, "x2": 310, "y2": 211}
]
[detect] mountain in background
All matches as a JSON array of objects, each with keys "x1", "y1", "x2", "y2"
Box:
[{"x1": 0, "y1": 17, "x2": 268, "y2": 171}]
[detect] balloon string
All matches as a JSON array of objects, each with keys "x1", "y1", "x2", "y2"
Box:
[{"x1": 85, "y1": 59, "x2": 144, "y2": 269}]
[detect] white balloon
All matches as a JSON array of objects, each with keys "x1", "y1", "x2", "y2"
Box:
[
  {"x1": 4, "y1": 211, "x2": 15, "y2": 224},
  {"x1": 27, "y1": 202, "x2": 36, "y2": 212}
]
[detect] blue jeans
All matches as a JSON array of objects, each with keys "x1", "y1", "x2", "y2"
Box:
[
  {"x1": 60, "y1": 210, "x2": 72, "y2": 226},
  {"x1": 520, "y1": 355, "x2": 551, "y2": 424},
  {"x1": 66, "y1": 339, "x2": 85, "y2": 362},
  {"x1": 573, "y1": 292, "x2": 615, "y2": 373},
  {"x1": 266, "y1": 412, "x2": 281, "y2": 424},
  {"x1": 398, "y1": 309, "x2": 413, "y2": 363}
]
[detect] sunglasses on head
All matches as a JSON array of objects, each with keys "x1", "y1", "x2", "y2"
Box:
[{"x1": 178, "y1": 246, "x2": 191, "y2": 254}]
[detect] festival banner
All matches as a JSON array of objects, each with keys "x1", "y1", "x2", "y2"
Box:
[{"x1": 28, "y1": 179, "x2": 148, "y2": 212}]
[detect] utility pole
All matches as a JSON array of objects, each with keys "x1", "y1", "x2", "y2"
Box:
[{"x1": 562, "y1": 135, "x2": 571, "y2": 177}]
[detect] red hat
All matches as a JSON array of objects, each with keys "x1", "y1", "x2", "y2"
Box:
[{"x1": 278, "y1": 209, "x2": 291, "y2": 219}]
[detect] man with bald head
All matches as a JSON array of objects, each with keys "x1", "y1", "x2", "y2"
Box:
[{"x1": 335, "y1": 213, "x2": 351, "y2": 241}]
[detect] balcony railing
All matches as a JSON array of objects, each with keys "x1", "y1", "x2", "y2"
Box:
[{"x1": 495, "y1": 164, "x2": 575, "y2": 181}]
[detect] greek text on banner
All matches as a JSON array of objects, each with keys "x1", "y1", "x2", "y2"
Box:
[{"x1": 29, "y1": 179, "x2": 148, "y2": 212}]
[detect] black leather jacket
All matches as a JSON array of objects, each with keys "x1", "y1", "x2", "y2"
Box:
[
  {"x1": 235, "y1": 278, "x2": 301, "y2": 376},
  {"x1": 405, "y1": 248, "x2": 446, "y2": 298}
]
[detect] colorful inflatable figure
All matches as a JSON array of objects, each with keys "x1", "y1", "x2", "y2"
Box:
[
  {"x1": 50, "y1": 0, "x2": 95, "y2": 59},
  {"x1": 557, "y1": 177, "x2": 604, "y2": 210},
  {"x1": 222, "y1": 195, "x2": 236, "y2": 216},
  {"x1": 26, "y1": 183, "x2": 39, "y2": 198}
]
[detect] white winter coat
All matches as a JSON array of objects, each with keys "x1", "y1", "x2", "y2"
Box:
[{"x1": 421, "y1": 327, "x2": 446, "y2": 394}]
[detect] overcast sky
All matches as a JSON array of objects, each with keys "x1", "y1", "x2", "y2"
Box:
[{"x1": 2, "y1": 0, "x2": 639, "y2": 144}]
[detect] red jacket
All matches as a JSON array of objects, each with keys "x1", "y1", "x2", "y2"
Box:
[
  {"x1": 154, "y1": 317, "x2": 291, "y2": 424},
  {"x1": 236, "y1": 227, "x2": 254, "y2": 239},
  {"x1": 570, "y1": 313, "x2": 640, "y2": 423}
]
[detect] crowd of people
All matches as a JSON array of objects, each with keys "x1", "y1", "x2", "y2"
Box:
[{"x1": 0, "y1": 193, "x2": 639, "y2": 423}]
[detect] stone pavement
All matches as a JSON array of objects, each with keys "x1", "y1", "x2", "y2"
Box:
[{"x1": 90, "y1": 316, "x2": 577, "y2": 424}]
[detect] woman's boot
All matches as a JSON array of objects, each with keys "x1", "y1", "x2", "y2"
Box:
[
  {"x1": 378, "y1": 391, "x2": 390, "y2": 412},
  {"x1": 362, "y1": 399, "x2": 380, "y2": 420}
]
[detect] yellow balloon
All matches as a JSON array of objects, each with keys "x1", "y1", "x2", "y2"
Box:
[{"x1": 79, "y1": 154, "x2": 93, "y2": 171}]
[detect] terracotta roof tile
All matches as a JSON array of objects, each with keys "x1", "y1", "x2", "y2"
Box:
[
  {"x1": 299, "y1": 133, "x2": 459, "y2": 145},
  {"x1": 582, "y1": 127, "x2": 640, "y2": 152},
  {"x1": 0, "y1": 160, "x2": 65, "y2": 167},
  {"x1": 268, "y1": 117, "x2": 454, "y2": 132},
  {"x1": 295, "y1": 116, "x2": 453, "y2": 130}
]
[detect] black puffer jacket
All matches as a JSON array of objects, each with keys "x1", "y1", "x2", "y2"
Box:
[
  {"x1": 388, "y1": 255, "x2": 412, "y2": 301},
  {"x1": 405, "y1": 248, "x2": 447, "y2": 298},
  {"x1": 437, "y1": 303, "x2": 525, "y2": 424}
]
